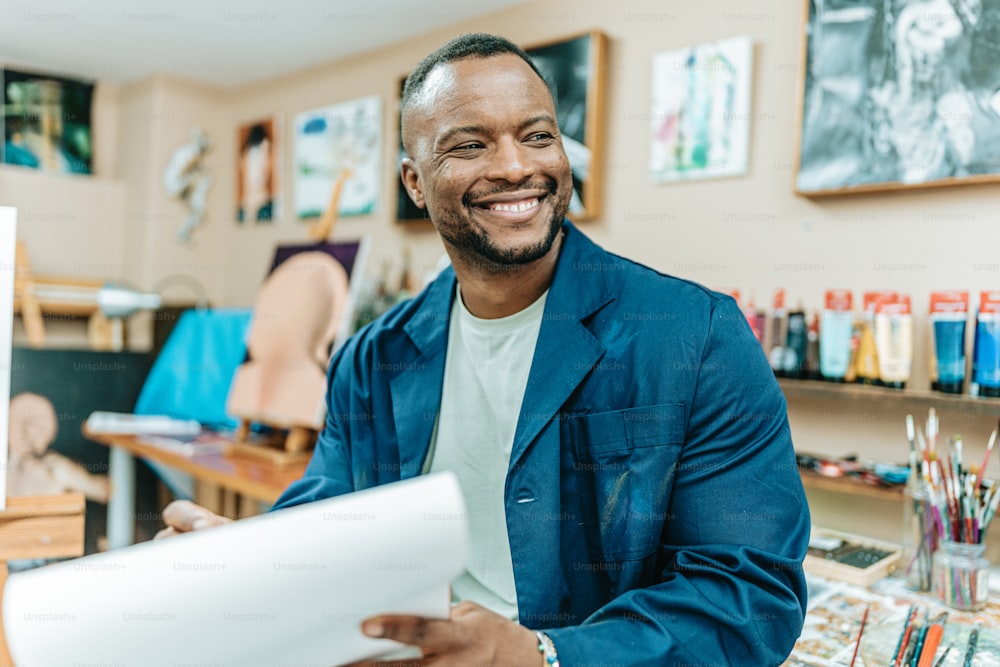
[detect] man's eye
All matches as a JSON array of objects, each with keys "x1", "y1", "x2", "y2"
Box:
[
  {"x1": 527, "y1": 132, "x2": 554, "y2": 143},
  {"x1": 454, "y1": 142, "x2": 485, "y2": 151}
]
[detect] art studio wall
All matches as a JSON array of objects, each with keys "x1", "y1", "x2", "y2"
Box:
[{"x1": 3, "y1": 0, "x2": 1000, "y2": 549}]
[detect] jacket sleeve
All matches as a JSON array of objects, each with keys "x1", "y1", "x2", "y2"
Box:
[
  {"x1": 543, "y1": 296, "x2": 810, "y2": 667},
  {"x1": 269, "y1": 335, "x2": 366, "y2": 510}
]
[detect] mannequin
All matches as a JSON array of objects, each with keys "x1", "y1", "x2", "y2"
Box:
[{"x1": 226, "y1": 251, "x2": 350, "y2": 452}]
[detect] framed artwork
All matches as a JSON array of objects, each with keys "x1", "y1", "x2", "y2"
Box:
[
  {"x1": 649, "y1": 36, "x2": 754, "y2": 183},
  {"x1": 796, "y1": 0, "x2": 1000, "y2": 196},
  {"x1": 395, "y1": 31, "x2": 607, "y2": 223},
  {"x1": 293, "y1": 95, "x2": 381, "y2": 219},
  {"x1": 1, "y1": 67, "x2": 94, "y2": 175},
  {"x1": 526, "y1": 31, "x2": 607, "y2": 221},
  {"x1": 236, "y1": 116, "x2": 280, "y2": 224},
  {"x1": 395, "y1": 77, "x2": 426, "y2": 225}
]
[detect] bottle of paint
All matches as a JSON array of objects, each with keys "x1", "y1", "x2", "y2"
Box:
[
  {"x1": 742, "y1": 296, "x2": 767, "y2": 348},
  {"x1": 971, "y1": 291, "x2": 1000, "y2": 398},
  {"x1": 820, "y1": 289, "x2": 853, "y2": 382},
  {"x1": 805, "y1": 312, "x2": 822, "y2": 380},
  {"x1": 783, "y1": 306, "x2": 808, "y2": 378},
  {"x1": 856, "y1": 291, "x2": 891, "y2": 385},
  {"x1": 929, "y1": 291, "x2": 969, "y2": 394},
  {"x1": 768, "y1": 289, "x2": 787, "y2": 377},
  {"x1": 874, "y1": 294, "x2": 912, "y2": 390}
]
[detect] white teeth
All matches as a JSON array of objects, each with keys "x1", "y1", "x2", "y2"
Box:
[{"x1": 489, "y1": 199, "x2": 538, "y2": 212}]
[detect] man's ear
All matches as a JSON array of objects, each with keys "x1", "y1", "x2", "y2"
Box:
[{"x1": 400, "y1": 157, "x2": 426, "y2": 209}]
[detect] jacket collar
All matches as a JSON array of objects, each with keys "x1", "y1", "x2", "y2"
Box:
[
  {"x1": 389, "y1": 221, "x2": 614, "y2": 473},
  {"x1": 509, "y1": 221, "x2": 612, "y2": 467}
]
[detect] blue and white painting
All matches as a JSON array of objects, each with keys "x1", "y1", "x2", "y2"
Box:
[{"x1": 293, "y1": 95, "x2": 381, "y2": 218}]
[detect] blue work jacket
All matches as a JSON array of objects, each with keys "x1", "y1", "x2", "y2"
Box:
[{"x1": 273, "y1": 221, "x2": 809, "y2": 666}]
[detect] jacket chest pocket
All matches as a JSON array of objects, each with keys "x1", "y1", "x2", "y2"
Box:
[{"x1": 564, "y1": 403, "x2": 685, "y2": 562}]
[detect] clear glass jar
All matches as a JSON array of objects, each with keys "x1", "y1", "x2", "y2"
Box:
[
  {"x1": 901, "y1": 476, "x2": 936, "y2": 591},
  {"x1": 931, "y1": 540, "x2": 990, "y2": 611}
]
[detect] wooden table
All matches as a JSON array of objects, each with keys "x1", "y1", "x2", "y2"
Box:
[
  {"x1": 83, "y1": 428, "x2": 309, "y2": 547},
  {"x1": 785, "y1": 573, "x2": 1000, "y2": 666}
]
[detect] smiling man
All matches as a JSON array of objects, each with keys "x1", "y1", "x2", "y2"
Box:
[{"x1": 164, "y1": 33, "x2": 809, "y2": 666}]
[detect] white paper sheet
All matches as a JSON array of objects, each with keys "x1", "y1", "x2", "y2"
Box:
[
  {"x1": 4, "y1": 471, "x2": 468, "y2": 666},
  {"x1": 0, "y1": 206, "x2": 17, "y2": 511}
]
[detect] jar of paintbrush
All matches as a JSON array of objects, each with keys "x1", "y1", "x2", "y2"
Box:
[
  {"x1": 926, "y1": 428, "x2": 1000, "y2": 611},
  {"x1": 932, "y1": 539, "x2": 990, "y2": 611},
  {"x1": 902, "y1": 475, "x2": 936, "y2": 591}
]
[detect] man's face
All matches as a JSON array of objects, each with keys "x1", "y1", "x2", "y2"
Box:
[{"x1": 401, "y1": 54, "x2": 573, "y2": 269}]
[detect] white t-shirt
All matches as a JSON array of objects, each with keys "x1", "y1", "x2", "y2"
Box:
[{"x1": 425, "y1": 286, "x2": 548, "y2": 620}]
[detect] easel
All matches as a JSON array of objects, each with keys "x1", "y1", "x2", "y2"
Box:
[
  {"x1": 0, "y1": 493, "x2": 86, "y2": 665},
  {"x1": 308, "y1": 169, "x2": 350, "y2": 243},
  {"x1": 11, "y1": 242, "x2": 44, "y2": 348},
  {"x1": 11, "y1": 241, "x2": 114, "y2": 350}
]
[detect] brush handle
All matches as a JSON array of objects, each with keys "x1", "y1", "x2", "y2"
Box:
[{"x1": 917, "y1": 624, "x2": 943, "y2": 667}]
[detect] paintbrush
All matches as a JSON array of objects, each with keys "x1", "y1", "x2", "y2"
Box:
[
  {"x1": 933, "y1": 640, "x2": 956, "y2": 667},
  {"x1": 974, "y1": 423, "x2": 998, "y2": 491},
  {"x1": 917, "y1": 612, "x2": 948, "y2": 667},
  {"x1": 849, "y1": 604, "x2": 870, "y2": 667},
  {"x1": 964, "y1": 620, "x2": 982, "y2": 667},
  {"x1": 893, "y1": 606, "x2": 921, "y2": 667},
  {"x1": 891, "y1": 605, "x2": 916, "y2": 667}
]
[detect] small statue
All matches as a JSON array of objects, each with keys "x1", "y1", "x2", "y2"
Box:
[
  {"x1": 163, "y1": 128, "x2": 213, "y2": 242},
  {"x1": 7, "y1": 392, "x2": 110, "y2": 502}
]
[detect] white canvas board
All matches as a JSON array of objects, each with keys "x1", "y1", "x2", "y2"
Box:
[{"x1": 0, "y1": 206, "x2": 16, "y2": 509}]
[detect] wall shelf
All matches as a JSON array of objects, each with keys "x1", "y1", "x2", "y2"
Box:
[
  {"x1": 798, "y1": 468, "x2": 904, "y2": 502},
  {"x1": 778, "y1": 378, "x2": 1000, "y2": 418}
]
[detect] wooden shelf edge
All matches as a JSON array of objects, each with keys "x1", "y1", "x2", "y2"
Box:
[
  {"x1": 779, "y1": 378, "x2": 1000, "y2": 417},
  {"x1": 799, "y1": 469, "x2": 904, "y2": 501},
  {"x1": 0, "y1": 493, "x2": 86, "y2": 519}
]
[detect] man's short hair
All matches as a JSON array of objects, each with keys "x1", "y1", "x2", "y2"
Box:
[{"x1": 401, "y1": 33, "x2": 548, "y2": 115}]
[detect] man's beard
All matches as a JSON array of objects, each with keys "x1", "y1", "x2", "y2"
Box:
[{"x1": 439, "y1": 180, "x2": 569, "y2": 272}]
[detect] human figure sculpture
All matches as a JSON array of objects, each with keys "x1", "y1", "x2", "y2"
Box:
[
  {"x1": 7, "y1": 392, "x2": 110, "y2": 501},
  {"x1": 226, "y1": 251, "x2": 350, "y2": 452}
]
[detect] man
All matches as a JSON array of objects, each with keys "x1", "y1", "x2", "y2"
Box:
[{"x1": 165, "y1": 33, "x2": 809, "y2": 666}]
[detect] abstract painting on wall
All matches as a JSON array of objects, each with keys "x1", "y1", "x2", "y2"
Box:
[
  {"x1": 649, "y1": 35, "x2": 753, "y2": 183},
  {"x1": 293, "y1": 95, "x2": 381, "y2": 219},
  {"x1": 1, "y1": 67, "x2": 94, "y2": 175},
  {"x1": 796, "y1": 0, "x2": 1000, "y2": 196},
  {"x1": 236, "y1": 116, "x2": 281, "y2": 223}
]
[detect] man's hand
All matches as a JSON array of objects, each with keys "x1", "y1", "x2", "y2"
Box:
[
  {"x1": 154, "y1": 500, "x2": 231, "y2": 539},
  {"x1": 344, "y1": 600, "x2": 543, "y2": 667}
]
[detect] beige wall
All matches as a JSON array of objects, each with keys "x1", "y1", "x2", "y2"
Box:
[{"x1": 4, "y1": 0, "x2": 1000, "y2": 547}]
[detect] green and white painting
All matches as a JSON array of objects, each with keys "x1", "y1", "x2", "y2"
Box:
[{"x1": 649, "y1": 35, "x2": 753, "y2": 183}]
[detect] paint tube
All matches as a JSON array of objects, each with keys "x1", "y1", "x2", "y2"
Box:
[
  {"x1": 783, "y1": 306, "x2": 808, "y2": 378},
  {"x1": 768, "y1": 289, "x2": 787, "y2": 377},
  {"x1": 742, "y1": 295, "x2": 766, "y2": 348},
  {"x1": 971, "y1": 291, "x2": 1000, "y2": 398},
  {"x1": 805, "y1": 312, "x2": 822, "y2": 380},
  {"x1": 820, "y1": 289, "x2": 853, "y2": 382},
  {"x1": 856, "y1": 291, "x2": 892, "y2": 385},
  {"x1": 929, "y1": 291, "x2": 969, "y2": 394},
  {"x1": 874, "y1": 293, "x2": 912, "y2": 389}
]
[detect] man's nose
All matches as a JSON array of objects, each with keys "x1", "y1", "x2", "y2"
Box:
[{"x1": 485, "y1": 139, "x2": 536, "y2": 183}]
